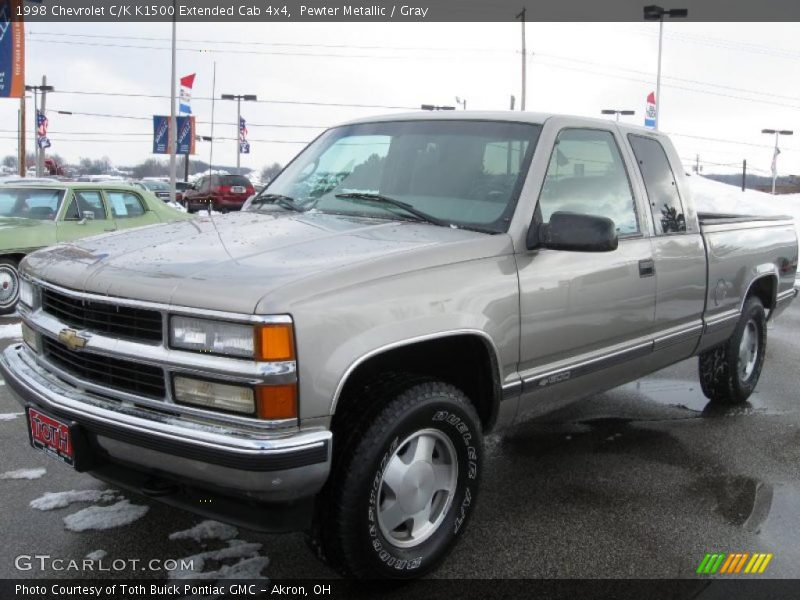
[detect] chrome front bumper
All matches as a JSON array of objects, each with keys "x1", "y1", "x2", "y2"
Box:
[{"x1": 0, "y1": 343, "x2": 332, "y2": 504}]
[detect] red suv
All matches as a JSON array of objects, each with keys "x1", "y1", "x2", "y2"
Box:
[{"x1": 183, "y1": 175, "x2": 255, "y2": 213}]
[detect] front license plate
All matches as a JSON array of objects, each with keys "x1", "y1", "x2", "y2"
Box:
[
  {"x1": 231, "y1": 186, "x2": 245, "y2": 194},
  {"x1": 27, "y1": 408, "x2": 75, "y2": 467}
]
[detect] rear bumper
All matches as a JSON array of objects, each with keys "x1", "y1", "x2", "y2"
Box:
[{"x1": 0, "y1": 343, "x2": 332, "y2": 531}]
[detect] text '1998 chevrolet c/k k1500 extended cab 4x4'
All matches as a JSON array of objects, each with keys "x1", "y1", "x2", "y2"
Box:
[{"x1": 1, "y1": 112, "x2": 797, "y2": 579}]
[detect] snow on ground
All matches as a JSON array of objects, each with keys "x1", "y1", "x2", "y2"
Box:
[
  {"x1": 0, "y1": 412, "x2": 23, "y2": 421},
  {"x1": 168, "y1": 540, "x2": 268, "y2": 580},
  {"x1": 0, "y1": 323, "x2": 21, "y2": 339},
  {"x1": 688, "y1": 174, "x2": 800, "y2": 241},
  {"x1": 85, "y1": 550, "x2": 108, "y2": 561},
  {"x1": 63, "y1": 499, "x2": 149, "y2": 532},
  {"x1": 30, "y1": 489, "x2": 119, "y2": 511},
  {"x1": 168, "y1": 520, "x2": 238, "y2": 543},
  {"x1": 1, "y1": 468, "x2": 46, "y2": 480}
]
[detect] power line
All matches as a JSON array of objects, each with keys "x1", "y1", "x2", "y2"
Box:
[{"x1": 45, "y1": 110, "x2": 328, "y2": 129}]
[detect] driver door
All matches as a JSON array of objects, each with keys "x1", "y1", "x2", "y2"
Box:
[{"x1": 56, "y1": 189, "x2": 115, "y2": 243}]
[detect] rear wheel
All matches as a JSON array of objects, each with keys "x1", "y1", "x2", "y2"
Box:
[
  {"x1": 699, "y1": 296, "x2": 767, "y2": 405},
  {"x1": 307, "y1": 376, "x2": 483, "y2": 579},
  {"x1": 0, "y1": 258, "x2": 20, "y2": 315}
]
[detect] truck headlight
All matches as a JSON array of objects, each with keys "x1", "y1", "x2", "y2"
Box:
[
  {"x1": 169, "y1": 316, "x2": 294, "y2": 361},
  {"x1": 173, "y1": 376, "x2": 255, "y2": 415},
  {"x1": 19, "y1": 279, "x2": 34, "y2": 308}
]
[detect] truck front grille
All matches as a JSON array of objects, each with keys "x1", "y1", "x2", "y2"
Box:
[
  {"x1": 42, "y1": 288, "x2": 163, "y2": 343},
  {"x1": 43, "y1": 338, "x2": 166, "y2": 399}
]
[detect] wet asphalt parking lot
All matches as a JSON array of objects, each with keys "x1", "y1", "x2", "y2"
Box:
[{"x1": 1, "y1": 304, "x2": 799, "y2": 588}]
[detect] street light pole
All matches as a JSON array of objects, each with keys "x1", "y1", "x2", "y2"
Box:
[
  {"x1": 516, "y1": 8, "x2": 527, "y2": 111},
  {"x1": 221, "y1": 93, "x2": 257, "y2": 175},
  {"x1": 644, "y1": 5, "x2": 688, "y2": 130},
  {"x1": 762, "y1": 128, "x2": 793, "y2": 195},
  {"x1": 209, "y1": 60, "x2": 216, "y2": 176}
]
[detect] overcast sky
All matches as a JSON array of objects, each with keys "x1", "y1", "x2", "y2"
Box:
[{"x1": 2, "y1": 21, "x2": 799, "y2": 178}]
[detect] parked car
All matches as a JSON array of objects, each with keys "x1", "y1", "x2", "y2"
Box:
[
  {"x1": 138, "y1": 180, "x2": 172, "y2": 201},
  {"x1": 182, "y1": 174, "x2": 255, "y2": 213},
  {"x1": 2, "y1": 112, "x2": 797, "y2": 579},
  {"x1": 0, "y1": 182, "x2": 190, "y2": 314}
]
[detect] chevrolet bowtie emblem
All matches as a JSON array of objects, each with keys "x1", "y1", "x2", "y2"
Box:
[{"x1": 57, "y1": 328, "x2": 88, "y2": 351}]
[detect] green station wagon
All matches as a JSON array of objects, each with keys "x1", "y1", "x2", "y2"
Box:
[{"x1": 0, "y1": 182, "x2": 190, "y2": 314}]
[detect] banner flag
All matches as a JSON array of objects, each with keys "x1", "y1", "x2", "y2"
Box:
[
  {"x1": 36, "y1": 109, "x2": 50, "y2": 149},
  {"x1": 239, "y1": 116, "x2": 250, "y2": 154},
  {"x1": 644, "y1": 92, "x2": 656, "y2": 128},
  {"x1": 0, "y1": 0, "x2": 25, "y2": 98},
  {"x1": 179, "y1": 73, "x2": 195, "y2": 114},
  {"x1": 153, "y1": 115, "x2": 195, "y2": 154}
]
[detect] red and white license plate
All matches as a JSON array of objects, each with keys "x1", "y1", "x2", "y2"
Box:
[
  {"x1": 231, "y1": 186, "x2": 246, "y2": 194},
  {"x1": 27, "y1": 408, "x2": 75, "y2": 467}
]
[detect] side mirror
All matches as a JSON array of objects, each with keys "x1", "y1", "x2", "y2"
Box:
[
  {"x1": 79, "y1": 210, "x2": 95, "y2": 225},
  {"x1": 529, "y1": 211, "x2": 618, "y2": 252}
]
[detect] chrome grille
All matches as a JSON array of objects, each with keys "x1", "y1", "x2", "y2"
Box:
[
  {"x1": 42, "y1": 288, "x2": 163, "y2": 343},
  {"x1": 43, "y1": 337, "x2": 166, "y2": 399}
]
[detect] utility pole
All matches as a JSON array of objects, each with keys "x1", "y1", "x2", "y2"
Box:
[
  {"x1": 38, "y1": 76, "x2": 48, "y2": 177},
  {"x1": 25, "y1": 78, "x2": 54, "y2": 177},
  {"x1": 168, "y1": 0, "x2": 178, "y2": 202},
  {"x1": 516, "y1": 8, "x2": 527, "y2": 111},
  {"x1": 742, "y1": 159, "x2": 746, "y2": 192},
  {"x1": 695, "y1": 154, "x2": 699, "y2": 173},
  {"x1": 762, "y1": 128, "x2": 793, "y2": 195},
  {"x1": 18, "y1": 96, "x2": 25, "y2": 177}
]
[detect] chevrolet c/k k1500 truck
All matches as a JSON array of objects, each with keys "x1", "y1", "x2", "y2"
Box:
[{"x1": 1, "y1": 112, "x2": 797, "y2": 579}]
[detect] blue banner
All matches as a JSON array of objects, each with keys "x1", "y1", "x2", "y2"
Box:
[
  {"x1": 0, "y1": 0, "x2": 25, "y2": 99},
  {"x1": 153, "y1": 116, "x2": 195, "y2": 154}
]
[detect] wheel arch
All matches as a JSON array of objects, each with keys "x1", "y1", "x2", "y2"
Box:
[
  {"x1": 744, "y1": 273, "x2": 778, "y2": 312},
  {"x1": 329, "y1": 330, "x2": 504, "y2": 432}
]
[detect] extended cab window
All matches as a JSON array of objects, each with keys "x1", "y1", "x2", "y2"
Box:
[
  {"x1": 538, "y1": 129, "x2": 639, "y2": 236},
  {"x1": 264, "y1": 120, "x2": 542, "y2": 233},
  {"x1": 107, "y1": 191, "x2": 146, "y2": 218},
  {"x1": 628, "y1": 134, "x2": 686, "y2": 234}
]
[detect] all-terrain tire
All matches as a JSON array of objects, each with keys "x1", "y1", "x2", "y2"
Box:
[
  {"x1": 307, "y1": 375, "x2": 483, "y2": 579},
  {"x1": 699, "y1": 296, "x2": 767, "y2": 405}
]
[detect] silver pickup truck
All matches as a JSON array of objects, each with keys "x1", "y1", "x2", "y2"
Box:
[{"x1": 1, "y1": 112, "x2": 797, "y2": 579}]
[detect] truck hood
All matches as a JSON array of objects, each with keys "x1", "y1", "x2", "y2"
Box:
[{"x1": 23, "y1": 211, "x2": 511, "y2": 314}]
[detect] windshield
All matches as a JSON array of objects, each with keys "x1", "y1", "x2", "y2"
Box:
[
  {"x1": 261, "y1": 119, "x2": 542, "y2": 232},
  {"x1": 0, "y1": 188, "x2": 66, "y2": 220}
]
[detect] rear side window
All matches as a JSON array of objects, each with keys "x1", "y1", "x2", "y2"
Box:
[
  {"x1": 107, "y1": 191, "x2": 146, "y2": 218},
  {"x1": 628, "y1": 134, "x2": 686, "y2": 234}
]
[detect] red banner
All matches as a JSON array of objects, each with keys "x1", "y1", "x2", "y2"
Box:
[{"x1": 0, "y1": 0, "x2": 25, "y2": 98}]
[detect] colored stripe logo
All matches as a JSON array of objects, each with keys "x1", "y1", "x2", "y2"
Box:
[{"x1": 696, "y1": 552, "x2": 773, "y2": 574}]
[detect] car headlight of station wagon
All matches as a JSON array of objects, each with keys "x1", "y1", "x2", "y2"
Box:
[{"x1": 169, "y1": 316, "x2": 295, "y2": 361}]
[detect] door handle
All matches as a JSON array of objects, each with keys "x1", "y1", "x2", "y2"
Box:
[
  {"x1": 104, "y1": 228, "x2": 116, "y2": 232},
  {"x1": 639, "y1": 258, "x2": 655, "y2": 278}
]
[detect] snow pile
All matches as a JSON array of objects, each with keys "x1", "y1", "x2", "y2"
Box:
[
  {"x1": 0, "y1": 323, "x2": 21, "y2": 339},
  {"x1": 168, "y1": 539, "x2": 268, "y2": 580},
  {"x1": 63, "y1": 499, "x2": 149, "y2": 531},
  {"x1": 688, "y1": 174, "x2": 800, "y2": 241},
  {"x1": 169, "y1": 520, "x2": 238, "y2": 543},
  {"x1": 1, "y1": 468, "x2": 46, "y2": 480},
  {"x1": 0, "y1": 412, "x2": 23, "y2": 421},
  {"x1": 30, "y1": 489, "x2": 119, "y2": 511},
  {"x1": 85, "y1": 550, "x2": 108, "y2": 561}
]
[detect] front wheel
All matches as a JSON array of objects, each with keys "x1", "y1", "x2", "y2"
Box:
[
  {"x1": 0, "y1": 258, "x2": 21, "y2": 315},
  {"x1": 309, "y1": 377, "x2": 483, "y2": 579},
  {"x1": 699, "y1": 296, "x2": 767, "y2": 405}
]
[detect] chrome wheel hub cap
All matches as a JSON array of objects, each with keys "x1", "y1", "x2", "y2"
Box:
[
  {"x1": 377, "y1": 428, "x2": 458, "y2": 548},
  {"x1": 0, "y1": 266, "x2": 18, "y2": 306},
  {"x1": 738, "y1": 318, "x2": 759, "y2": 381}
]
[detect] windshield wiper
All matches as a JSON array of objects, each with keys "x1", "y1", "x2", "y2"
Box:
[
  {"x1": 334, "y1": 192, "x2": 448, "y2": 227},
  {"x1": 252, "y1": 193, "x2": 304, "y2": 212}
]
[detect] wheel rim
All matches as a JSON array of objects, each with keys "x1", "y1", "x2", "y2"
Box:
[
  {"x1": 0, "y1": 264, "x2": 19, "y2": 308},
  {"x1": 377, "y1": 428, "x2": 458, "y2": 549},
  {"x1": 738, "y1": 318, "x2": 760, "y2": 381}
]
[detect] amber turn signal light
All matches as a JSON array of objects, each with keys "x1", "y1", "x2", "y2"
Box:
[
  {"x1": 255, "y1": 323, "x2": 295, "y2": 361},
  {"x1": 256, "y1": 384, "x2": 298, "y2": 420}
]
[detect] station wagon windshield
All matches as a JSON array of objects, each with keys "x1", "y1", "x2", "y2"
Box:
[
  {"x1": 0, "y1": 188, "x2": 66, "y2": 221},
  {"x1": 261, "y1": 120, "x2": 542, "y2": 233}
]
